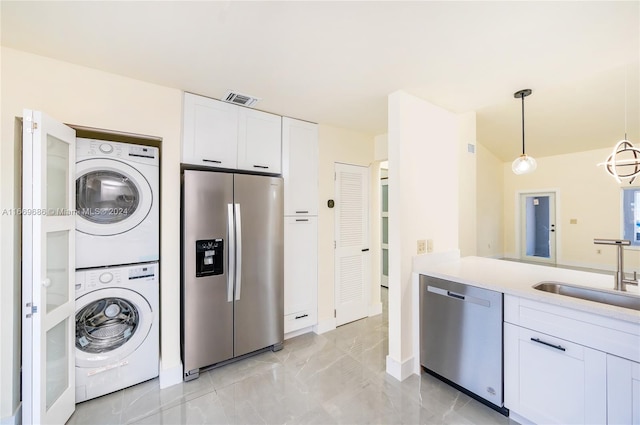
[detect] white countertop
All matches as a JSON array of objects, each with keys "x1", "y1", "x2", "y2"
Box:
[{"x1": 415, "y1": 256, "x2": 640, "y2": 324}]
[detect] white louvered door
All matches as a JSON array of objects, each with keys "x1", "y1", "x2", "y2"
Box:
[{"x1": 334, "y1": 163, "x2": 370, "y2": 326}]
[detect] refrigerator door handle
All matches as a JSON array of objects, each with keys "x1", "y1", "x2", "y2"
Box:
[
  {"x1": 234, "y1": 203, "x2": 242, "y2": 300},
  {"x1": 227, "y1": 203, "x2": 235, "y2": 302}
]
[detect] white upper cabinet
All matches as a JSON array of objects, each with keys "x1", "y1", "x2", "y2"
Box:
[
  {"x1": 182, "y1": 93, "x2": 282, "y2": 174},
  {"x1": 237, "y1": 107, "x2": 282, "y2": 174},
  {"x1": 182, "y1": 93, "x2": 238, "y2": 169},
  {"x1": 282, "y1": 117, "x2": 318, "y2": 216}
]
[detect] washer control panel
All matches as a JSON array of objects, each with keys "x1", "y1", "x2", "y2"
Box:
[
  {"x1": 76, "y1": 263, "x2": 158, "y2": 293},
  {"x1": 76, "y1": 137, "x2": 159, "y2": 166}
]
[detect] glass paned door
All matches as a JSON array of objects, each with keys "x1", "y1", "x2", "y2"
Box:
[
  {"x1": 381, "y1": 177, "x2": 389, "y2": 287},
  {"x1": 519, "y1": 192, "x2": 556, "y2": 264},
  {"x1": 22, "y1": 109, "x2": 76, "y2": 425}
]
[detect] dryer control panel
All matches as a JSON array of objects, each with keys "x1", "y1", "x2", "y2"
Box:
[{"x1": 195, "y1": 239, "x2": 224, "y2": 277}]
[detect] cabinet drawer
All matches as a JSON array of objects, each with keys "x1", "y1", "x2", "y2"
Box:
[
  {"x1": 504, "y1": 294, "x2": 640, "y2": 362},
  {"x1": 284, "y1": 310, "x2": 316, "y2": 334}
]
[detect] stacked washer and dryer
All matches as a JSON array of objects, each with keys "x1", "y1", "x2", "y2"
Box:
[{"x1": 74, "y1": 138, "x2": 160, "y2": 403}]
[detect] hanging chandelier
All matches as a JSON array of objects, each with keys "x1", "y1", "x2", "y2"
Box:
[
  {"x1": 512, "y1": 89, "x2": 537, "y2": 175},
  {"x1": 597, "y1": 68, "x2": 640, "y2": 184}
]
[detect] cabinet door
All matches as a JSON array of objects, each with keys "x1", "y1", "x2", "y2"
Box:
[
  {"x1": 504, "y1": 323, "x2": 606, "y2": 424},
  {"x1": 282, "y1": 117, "x2": 318, "y2": 216},
  {"x1": 608, "y1": 354, "x2": 640, "y2": 425},
  {"x1": 237, "y1": 107, "x2": 282, "y2": 174},
  {"x1": 182, "y1": 93, "x2": 238, "y2": 168},
  {"x1": 284, "y1": 216, "x2": 318, "y2": 332}
]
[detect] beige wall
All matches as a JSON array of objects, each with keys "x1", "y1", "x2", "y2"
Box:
[
  {"x1": 476, "y1": 143, "x2": 505, "y2": 258},
  {"x1": 387, "y1": 90, "x2": 459, "y2": 377},
  {"x1": 502, "y1": 147, "x2": 640, "y2": 271},
  {"x1": 0, "y1": 47, "x2": 183, "y2": 420},
  {"x1": 317, "y1": 125, "x2": 376, "y2": 328},
  {"x1": 458, "y1": 112, "x2": 477, "y2": 257}
]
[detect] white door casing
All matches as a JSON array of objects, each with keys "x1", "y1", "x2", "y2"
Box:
[
  {"x1": 334, "y1": 163, "x2": 370, "y2": 326},
  {"x1": 22, "y1": 110, "x2": 77, "y2": 424}
]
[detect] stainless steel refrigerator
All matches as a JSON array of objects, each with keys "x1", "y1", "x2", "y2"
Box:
[{"x1": 181, "y1": 169, "x2": 284, "y2": 381}]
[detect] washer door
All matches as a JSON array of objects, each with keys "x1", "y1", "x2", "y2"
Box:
[
  {"x1": 75, "y1": 288, "x2": 153, "y2": 368},
  {"x1": 76, "y1": 158, "x2": 153, "y2": 236}
]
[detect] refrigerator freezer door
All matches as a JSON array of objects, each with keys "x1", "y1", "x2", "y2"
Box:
[
  {"x1": 233, "y1": 174, "x2": 284, "y2": 357},
  {"x1": 182, "y1": 170, "x2": 234, "y2": 374}
]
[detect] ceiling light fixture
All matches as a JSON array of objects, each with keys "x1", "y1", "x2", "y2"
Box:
[
  {"x1": 597, "y1": 67, "x2": 640, "y2": 184},
  {"x1": 512, "y1": 89, "x2": 537, "y2": 175}
]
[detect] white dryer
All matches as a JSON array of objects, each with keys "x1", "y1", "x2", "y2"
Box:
[
  {"x1": 75, "y1": 262, "x2": 159, "y2": 403},
  {"x1": 76, "y1": 138, "x2": 159, "y2": 269}
]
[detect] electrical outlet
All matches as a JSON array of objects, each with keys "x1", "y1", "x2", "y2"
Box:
[
  {"x1": 417, "y1": 239, "x2": 426, "y2": 255},
  {"x1": 427, "y1": 239, "x2": 434, "y2": 253},
  {"x1": 596, "y1": 249, "x2": 602, "y2": 254}
]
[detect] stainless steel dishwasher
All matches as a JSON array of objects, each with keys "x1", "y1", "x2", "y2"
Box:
[{"x1": 420, "y1": 275, "x2": 507, "y2": 415}]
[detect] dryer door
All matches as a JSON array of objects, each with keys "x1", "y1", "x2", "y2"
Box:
[
  {"x1": 76, "y1": 158, "x2": 153, "y2": 236},
  {"x1": 75, "y1": 288, "x2": 153, "y2": 368}
]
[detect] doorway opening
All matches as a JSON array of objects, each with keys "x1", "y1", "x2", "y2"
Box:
[{"x1": 519, "y1": 191, "x2": 557, "y2": 264}]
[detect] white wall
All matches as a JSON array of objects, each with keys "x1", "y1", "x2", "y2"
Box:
[
  {"x1": 476, "y1": 143, "x2": 505, "y2": 258},
  {"x1": 502, "y1": 147, "x2": 640, "y2": 271},
  {"x1": 458, "y1": 112, "x2": 477, "y2": 257},
  {"x1": 316, "y1": 125, "x2": 376, "y2": 331},
  {"x1": 387, "y1": 90, "x2": 459, "y2": 380},
  {"x1": 0, "y1": 47, "x2": 183, "y2": 421}
]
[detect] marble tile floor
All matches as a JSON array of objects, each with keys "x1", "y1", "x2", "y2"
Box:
[{"x1": 68, "y1": 288, "x2": 519, "y2": 425}]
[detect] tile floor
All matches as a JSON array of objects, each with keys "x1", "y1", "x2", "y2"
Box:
[{"x1": 68, "y1": 288, "x2": 518, "y2": 424}]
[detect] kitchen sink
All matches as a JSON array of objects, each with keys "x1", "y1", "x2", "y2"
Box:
[{"x1": 533, "y1": 281, "x2": 640, "y2": 311}]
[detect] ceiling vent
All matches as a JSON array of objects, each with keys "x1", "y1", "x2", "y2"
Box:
[{"x1": 222, "y1": 90, "x2": 261, "y2": 107}]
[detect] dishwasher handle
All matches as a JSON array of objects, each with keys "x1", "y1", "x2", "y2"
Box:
[{"x1": 446, "y1": 291, "x2": 465, "y2": 300}]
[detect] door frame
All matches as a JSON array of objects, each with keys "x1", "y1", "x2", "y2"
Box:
[
  {"x1": 334, "y1": 162, "x2": 371, "y2": 327},
  {"x1": 515, "y1": 189, "x2": 559, "y2": 264}
]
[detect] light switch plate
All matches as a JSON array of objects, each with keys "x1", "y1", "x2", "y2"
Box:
[
  {"x1": 427, "y1": 239, "x2": 434, "y2": 253},
  {"x1": 417, "y1": 239, "x2": 426, "y2": 255}
]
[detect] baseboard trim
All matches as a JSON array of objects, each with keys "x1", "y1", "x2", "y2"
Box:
[
  {"x1": 313, "y1": 318, "x2": 336, "y2": 335},
  {"x1": 0, "y1": 402, "x2": 21, "y2": 425},
  {"x1": 158, "y1": 361, "x2": 183, "y2": 389},
  {"x1": 385, "y1": 355, "x2": 415, "y2": 381},
  {"x1": 368, "y1": 302, "x2": 382, "y2": 317},
  {"x1": 285, "y1": 326, "x2": 314, "y2": 340}
]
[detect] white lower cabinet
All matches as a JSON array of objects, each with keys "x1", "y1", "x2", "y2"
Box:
[
  {"x1": 607, "y1": 354, "x2": 640, "y2": 425},
  {"x1": 284, "y1": 216, "x2": 318, "y2": 334},
  {"x1": 504, "y1": 322, "x2": 607, "y2": 424}
]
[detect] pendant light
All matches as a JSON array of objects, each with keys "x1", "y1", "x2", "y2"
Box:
[
  {"x1": 597, "y1": 67, "x2": 640, "y2": 184},
  {"x1": 512, "y1": 89, "x2": 537, "y2": 175}
]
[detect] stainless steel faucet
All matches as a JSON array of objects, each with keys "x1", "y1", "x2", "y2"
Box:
[{"x1": 593, "y1": 238, "x2": 639, "y2": 291}]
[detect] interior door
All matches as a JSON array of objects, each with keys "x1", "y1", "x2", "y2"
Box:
[
  {"x1": 334, "y1": 163, "x2": 370, "y2": 326},
  {"x1": 519, "y1": 192, "x2": 556, "y2": 264},
  {"x1": 381, "y1": 177, "x2": 389, "y2": 288},
  {"x1": 22, "y1": 109, "x2": 76, "y2": 424}
]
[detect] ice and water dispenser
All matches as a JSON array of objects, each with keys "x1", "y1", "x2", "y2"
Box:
[{"x1": 195, "y1": 239, "x2": 223, "y2": 277}]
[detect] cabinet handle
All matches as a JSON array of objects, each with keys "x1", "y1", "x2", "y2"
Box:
[
  {"x1": 295, "y1": 211, "x2": 309, "y2": 214},
  {"x1": 253, "y1": 165, "x2": 269, "y2": 169},
  {"x1": 295, "y1": 314, "x2": 309, "y2": 320},
  {"x1": 361, "y1": 248, "x2": 369, "y2": 252},
  {"x1": 530, "y1": 337, "x2": 566, "y2": 352},
  {"x1": 296, "y1": 219, "x2": 309, "y2": 222},
  {"x1": 203, "y1": 159, "x2": 222, "y2": 164}
]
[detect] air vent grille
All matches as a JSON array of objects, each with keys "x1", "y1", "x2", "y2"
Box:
[{"x1": 222, "y1": 90, "x2": 260, "y2": 107}]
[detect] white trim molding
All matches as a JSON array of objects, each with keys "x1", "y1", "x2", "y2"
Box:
[
  {"x1": 313, "y1": 317, "x2": 336, "y2": 335},
  {"x1": 158, "y1": 361, "x2": 183, "y2": 389},
  {"x1": 285, "y1": 326, "x2": 314, "y2": 340},
  {"x1": 0, "y1": 403, "x2": 21, "y2": 425},
  {"x1": 386, "y1": 355, "x2": 415, "y2": 381}
]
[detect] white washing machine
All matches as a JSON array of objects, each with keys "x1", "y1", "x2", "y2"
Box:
[
  {"x1": 75, "y1": 262, "x2": 159, "y2": 403},
  {"x1": 76, "y1": 138, "x2": 159, "y2": 269}
]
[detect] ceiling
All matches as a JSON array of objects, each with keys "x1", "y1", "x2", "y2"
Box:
[{"x1": 1, "y1": 1, "x2": 639, "y2": 161}]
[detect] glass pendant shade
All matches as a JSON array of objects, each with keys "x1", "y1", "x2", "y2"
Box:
[
  {"x1": 512, "y1": 89, "x2": 535, "y2": 175},
  {"x1": 512, "y1": 154, "x2": 537, "y2": 175}
]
